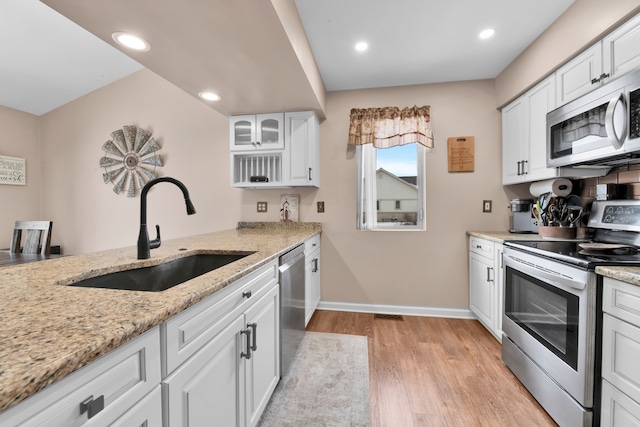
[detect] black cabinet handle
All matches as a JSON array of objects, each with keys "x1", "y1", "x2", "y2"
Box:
[
  {"x1": 248, "y1": 322, "x2": 258, "y2": 351},
  {"x1": 309, "y1": 167, "x2": 312, "y2": 181},
  {"x1": 523, "y1": 160, "x2": 528, "y2": 175},
  {"x1": 241, "y1": 328, "x2": 252, "y2": 359},
  {"x1": 80, "y1": 395, "x2": 104, "y2": 419},
  {"x1": 313, "y1": 258, "x2": 319, "y2": 273},
  {"x1": 242, "y1": 290, "x2": 252, "y2": 299}
]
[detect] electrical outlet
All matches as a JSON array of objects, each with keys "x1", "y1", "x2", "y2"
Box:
[
  {"x1": 257, "y1": 202, "x2": 267, "y2": 213},
  {"x1": 317, "y1": 201, "x2": 325, "y2": 213},
  {"x1": 483, "y1": 200, "x2": 492, "y2": 213}
]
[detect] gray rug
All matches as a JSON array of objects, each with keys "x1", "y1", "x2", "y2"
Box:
[{"x1": 258, "y1": 332, "x2": 370, "y2": 427}]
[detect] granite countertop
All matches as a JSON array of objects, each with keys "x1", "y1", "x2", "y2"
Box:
[
  {"x1": 466, "y1": 230, "x2": 546, "y2": 243},
  {"x1": 0, "y1": 222, "x2": 321, "y2": 413},
  {"x1": 595, "y1": 265, "x2": 640, "y2": 286}
]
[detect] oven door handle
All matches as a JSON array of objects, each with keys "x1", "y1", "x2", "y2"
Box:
[{"x1": 504, "y1": 254, "x2": 586, "y2": 291}]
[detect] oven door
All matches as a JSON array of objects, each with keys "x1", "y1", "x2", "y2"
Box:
[{"x1": 502, "y1": 247, "x2": 597, "y2": 407}]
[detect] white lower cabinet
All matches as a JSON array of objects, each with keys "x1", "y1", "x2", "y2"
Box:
[
  {"x1": 468, "y1": 236, "x2": 503, "y2": 341},
  {"x1": 0, "y1": 326, "x2": 161, "y2": 427},
  {"x1": 304, "y1": 234, "x2": 321, "y2": 326},
  {"x1": 601, "y1": 277, "x2": 640, "y2": 426},
  {"x1": 162, "y1": 261, "x2": 280, "y2": 427},
  {"x1": 0, "y1": 261, "x2": 281, "y2": 427}
]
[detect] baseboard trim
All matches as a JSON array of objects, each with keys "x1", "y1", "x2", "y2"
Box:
[{"x1": 317, "y1": 301, "x2": 475, "y2": 319}]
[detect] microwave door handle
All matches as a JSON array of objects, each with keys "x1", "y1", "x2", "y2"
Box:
[{"x1": 605, "y1": 93, "x2": 627, "y2": 149}]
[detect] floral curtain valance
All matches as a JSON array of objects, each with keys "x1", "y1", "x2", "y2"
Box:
[{"x1": 348, "y1": 105, "x2": 433, "y2": 149}]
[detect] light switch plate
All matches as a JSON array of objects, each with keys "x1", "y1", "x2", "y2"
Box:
[
  {"x1": 317, "y1": 201, "x2": 325, "y2": 213},
  {"x1": 257, "y1": 202, "x2": 268, "y2": 213},
  {"x1": 483, "y1": 200, "x2": 492, "y2": 213}
]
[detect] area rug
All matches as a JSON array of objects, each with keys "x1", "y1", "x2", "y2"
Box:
[{"x1": 258, "y1": 331, "x2": 370, "y2": 427}]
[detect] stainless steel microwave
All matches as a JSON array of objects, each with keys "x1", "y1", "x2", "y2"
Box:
[{"x1": 547, "y1": 68, "x2": 640, "y2": 167}]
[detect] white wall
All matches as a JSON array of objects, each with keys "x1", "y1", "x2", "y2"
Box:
[
  {"x1": 0, "y1": 106, "x2": 41, "y2": 248},
  {"x1": 38, "y1": 69, "x2": 242, "y2": 254}
]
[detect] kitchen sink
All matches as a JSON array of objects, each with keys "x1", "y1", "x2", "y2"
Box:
[{"x1": 69, "y1": 252, "x2": 254, "y2": 292}]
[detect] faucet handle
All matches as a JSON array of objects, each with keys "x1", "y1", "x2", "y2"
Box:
[{"x1": 150, "y1": 225, "x2": 161, "y2": 249}]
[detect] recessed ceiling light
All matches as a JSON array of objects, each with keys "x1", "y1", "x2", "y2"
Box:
[
  {"x1": 198, "y1": 91, "x2": 221, "y2": 101},
  {"x1": 355, "y1": 42, "x2": 368, "y2": 52},
  {"x1": 479, "y1": 29, "x2": 495, "y2": 39},
  {"x1": 112, "y1": 32, "x2": 151, "y2": 52}
]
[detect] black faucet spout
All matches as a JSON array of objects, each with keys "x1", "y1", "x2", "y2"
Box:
[{"x1": 137, "y1": 177, "x2": 196, "y2": 259}]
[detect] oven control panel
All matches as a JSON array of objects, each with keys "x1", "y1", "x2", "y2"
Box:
[{"x1": 589, "y1": 200, "x2": 640, "y2": 231}]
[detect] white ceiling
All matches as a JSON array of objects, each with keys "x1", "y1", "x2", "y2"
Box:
[
  {"x1": 0, "y1": 0, "x2": 142, "y2": 116},
  {"x1": 1, "y1": 0, "x2": 574, "y2": 116}
]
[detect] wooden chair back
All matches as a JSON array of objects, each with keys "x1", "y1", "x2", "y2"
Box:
[{"x1": 10, "y1": 221, "x2": 53, "y2": 255}]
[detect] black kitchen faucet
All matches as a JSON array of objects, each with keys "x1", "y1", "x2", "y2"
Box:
[{"x1": 137, "y1": 177, "x2": 196, "y2": 259}]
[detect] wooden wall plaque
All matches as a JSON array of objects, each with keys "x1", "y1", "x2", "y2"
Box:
[{"x1": 447, "y1": 136, "x2": 474, "y2": 172}]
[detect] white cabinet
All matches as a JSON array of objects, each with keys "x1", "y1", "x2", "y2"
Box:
[
  {"x1": 601, "y1": 277, "x2": 640, "y2": 426},
  {"x1": 555, "y1": 44, "x2": 603, "y2": 106},
  {"x1": 231, "y1": 111, "x2": 320, "y2": 188},
  {"x1": 162, "y1": 261, "x2": 280, "y2": 427},
  {"x1": 0, "y1": 327, "x2": 162, "y2": 427},
  {"x1": 502, "y1": 75, "x2": 558, "y2": 185},
  {"x1": 284, "y1": 111, "x2": 320, "y2": 187},
  {"x1": 468, "y1": 236, "x2": 502, "y2": 341},
  {"x1": 603, "y1": 13, "x2": 640, "y2": 82},
  {"x1": 230, "y1": 113, "x2": 285, "y2": 151},
  {"x1": 556, "y1": 12, "x2": 640, "y2": 107},
  {"x1": 304, "y1": 234, "x2": 321, "y2": 326}
]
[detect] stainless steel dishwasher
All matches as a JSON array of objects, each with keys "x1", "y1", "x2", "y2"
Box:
[{"x1": 279, "y1": 244, "x2": 306, "y2": 377}]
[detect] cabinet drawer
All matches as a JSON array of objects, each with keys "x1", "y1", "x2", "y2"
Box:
[
  {"x1": 304, "y1": 234, "x2": 320, "y2": 255},
  {"x1": 602, "y1": 313, "x2": 640, "y2": 403},
  {"x1": 0, "y1": 327, "x2": 161, "y2": 427},
  {"x1": 109, "y1": 385, "x2": 162, "y2": 427},
  {"x1": 601, "y1": 379, "x2": 640, "y2": 427},
  {"x1": 163, "y1": 260, "x2": 278, "y2": 375},
  {"x1": 469, "y1": 236, "x2": 494, "y2": 259},
  {"x1": 603, "y1": 277, "x2": 640, "y2": 326}
]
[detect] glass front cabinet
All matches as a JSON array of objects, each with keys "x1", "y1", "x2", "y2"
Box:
[{"x1": 229, "y1": 113, "x2": 285, "y2": 151}]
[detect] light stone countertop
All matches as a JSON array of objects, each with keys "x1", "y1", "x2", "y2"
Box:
[
  {"x1": 595, "y1": 266, "x2": 640, "y2": 286},
  {"x1": 466, "y1": 230, "x2": 545, "y2": 243},
  {"x1": 0, "y1": 222, "x2": 321, "y2": 413}
]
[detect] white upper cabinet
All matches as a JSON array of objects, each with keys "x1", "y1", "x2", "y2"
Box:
[
  {"x1": 556, "y1": 12, "x2": 640, "y2": 107},
  {"x1": 230, "y1": 113, "x2": 285, "y2": 151},
  {"x1": 555, "y1": 44, "x2": 603, "y2": 106},
  {"x1": 502, "y1": 75, "x2": 558, "y2": 185},
  {"x1": 603, "y1": 13, "x2": 640, "y2": 82},
  {"x1": 231, "y1": 111, "x2": 320, "y2": 188}
]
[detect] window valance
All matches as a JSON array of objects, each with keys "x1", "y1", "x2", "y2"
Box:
[{"x1": 348, "y1": 105, "x2": 433, "y2": 149}]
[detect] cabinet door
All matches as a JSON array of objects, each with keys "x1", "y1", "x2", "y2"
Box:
[
  {"x1": 525, "y1": 75, "x2": 558, "y2": 182},
  {"x1": 163, "y1": 315, "x2": 246, "y2": 427},
  {"x1": 494, "y1": 245, "x2": 504, "y2": 342},
  {"x1": 502, "y1": 97, "x2": 525, "y2": 185},
  {"x1": 285, "y1": 111, "x2": 320, "y2": 187},
  {"x1": 556, "y1": 43, "x2": 603, "y2": 106},
  {"x1": 603, "y1": 13, "x2": 640, "y2": 82},
  {"x1": 469, "y1": 251, "x2": 495, "y2": 333},
  {"x1": 601, "y1": 379, "x2": 640, "y2": 427},
  {"x1": 256, "y1": 113, "x2": 285, "y2": 150},
  {"x1": 305, "y1": 248, "x2": 321, "y2": 326},
  {"x1": 230, "y1": 115, "x2": 257, "y2": 151},
  {"x1": 244, "y1": 284, "x2": 280, "y2": 427}
]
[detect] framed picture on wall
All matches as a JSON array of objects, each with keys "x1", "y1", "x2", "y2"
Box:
[{"x1": 280, "y1": 194, "x2": 299, "y2": 222}]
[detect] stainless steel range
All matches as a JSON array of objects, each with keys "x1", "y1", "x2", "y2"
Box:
[{"x1": 503, "y1": 199, "x2": 640, "y2": 427}]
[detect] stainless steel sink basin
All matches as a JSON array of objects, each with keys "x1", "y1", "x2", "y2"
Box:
[{"x1": 70, "y1": 252, "x2": 254, "y2": 292}]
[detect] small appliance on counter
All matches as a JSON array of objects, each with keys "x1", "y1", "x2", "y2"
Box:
[{"x1": 509, "y1": 199, "x2": 538, "y2": 233}]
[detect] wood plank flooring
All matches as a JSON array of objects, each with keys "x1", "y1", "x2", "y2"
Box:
[{"x1": 306, "y1": 310, "x2": 557, "y2": 427}]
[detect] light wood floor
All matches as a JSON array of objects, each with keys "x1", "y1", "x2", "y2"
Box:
[{"x1": 306, "y1": 310, "x2": 557, "y2": 427}]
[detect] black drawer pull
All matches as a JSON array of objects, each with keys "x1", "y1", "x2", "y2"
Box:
[
  {"x1": 242, "y1": 290, "x2": 252, "y2": 298},
  {"x1": 80, "y1": 395, "x2": 104, "y2": 419}
]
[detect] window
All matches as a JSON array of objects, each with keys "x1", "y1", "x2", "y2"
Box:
[{"x1": 357, "y1": 143, "x2": 426, "y2": 230}]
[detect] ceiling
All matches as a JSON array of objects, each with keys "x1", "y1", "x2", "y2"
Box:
[{"x1": 1, "y1": 0, "x2": 574, "y2": 117}]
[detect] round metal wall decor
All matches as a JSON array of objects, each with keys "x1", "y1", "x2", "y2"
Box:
[{"x1": 99, "y1": 125, "x2": 164, "y2": 197}]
